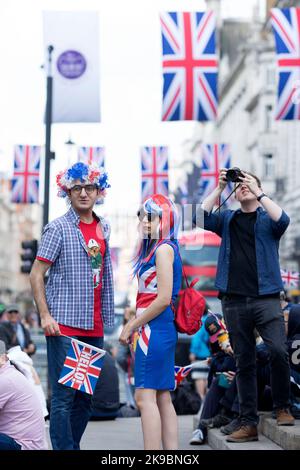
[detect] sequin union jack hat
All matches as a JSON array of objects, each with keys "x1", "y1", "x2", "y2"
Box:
[{"x1": 56, "y1": 162, "x2": 110, "y2": 202}]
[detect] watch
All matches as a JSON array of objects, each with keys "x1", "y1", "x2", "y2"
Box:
[{"x1": 257, "y1": 193, "x2": 267, "y2": 202}]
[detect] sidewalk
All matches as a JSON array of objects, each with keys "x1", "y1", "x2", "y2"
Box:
[{"x1": 46, "y1": 415, "x2": 211, "y2": 450}]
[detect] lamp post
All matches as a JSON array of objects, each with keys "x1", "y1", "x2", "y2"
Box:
[
  {"x1": 64, "y1": 136, "x2": 76, "y2": 166},
  {"x1": 43, "y1": 45, "x2": 55, "y2": 229}
]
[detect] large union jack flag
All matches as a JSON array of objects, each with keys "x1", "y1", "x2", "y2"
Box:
[
  {"x1": 174, "y1": 364, "x2": 193, "y2": 388},
  {"x1": 141, "y1": 146, "x2": 169, "y2": 201},
  {"x1": 271, "y1": 8, "x2": 300, "y2": 120},
  {"x1": 160, "y1": 11, "x2": 218, "y2": 121},
  {"x1": 11, "y1": 145, "x2": 41, "y2": 204},
  {"x1": 58, "y1": 338, "x2": 106, "y2": 395},
  {"x1": 78, "y1": 146, "x2": 105, "y2": 167},
  {"x1": 199, "y1": 144, "x2": 233, "y2": 205},
  {"x1": 281, "y1": 268, "x2": 300, "y2": 288}
]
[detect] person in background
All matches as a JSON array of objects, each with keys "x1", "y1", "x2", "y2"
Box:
[
  {"x1": 5, "y1": 304, "x2": 36, "y2": 356},
  {"x1": 114, "y1": 306, "x2": 137, "y2": 408},
  {"x1": 189, "y1": 305, "x2": 211, "y2": 403},
  {"x1": 119, "y1": 194, "x2": 182, "y2": 450},
  {"x1": 24, "y1": 311, "x2": 40, "y2": 330},
  {"x1": 190, "y1": 312, "x2": 236, "y2": 445},
  {"x1": 0, "y1": 340, "x2": 47, "y2": 450}
]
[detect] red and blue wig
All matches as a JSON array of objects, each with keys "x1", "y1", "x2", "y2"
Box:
[{"x1": 133, "y1": 194, "x2": 179, "y2": 276}]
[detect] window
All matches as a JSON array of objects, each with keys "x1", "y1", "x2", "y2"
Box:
[
  {"x1": 263, "y1": 154, "x2": 274, "y2": 178},
  {"x1": 179, "y1": 245, "x2": 219, "y2": 267},
  {"x1": 267, "y1": 68, "x2": 276, "y2": 86},
  {"x1": 265, "y1": 105, "x2": 273, "y2": 131}
]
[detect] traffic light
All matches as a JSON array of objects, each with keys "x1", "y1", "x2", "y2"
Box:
[{"x1": 20, "y1": 239, "x2": 38, "y2": 274}]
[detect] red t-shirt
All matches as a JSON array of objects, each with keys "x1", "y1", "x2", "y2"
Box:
[{"x1": 37, "y1": 218, "x2": 105, "y2": 337}]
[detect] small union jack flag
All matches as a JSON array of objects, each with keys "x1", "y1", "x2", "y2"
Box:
[
  {"x1": 199, "y1": 144, "x2": 232, "y2": 205},
  {"x1": 271, "y1": 8, "x2": 300, "y2": 120},
  {"x1": 78, "y1": 146, "x2": 105, "y2": 167},
  {"x1": 281, "y1": 268, "x2": 300, "y2": 289},
  {"x1": 160, "y1": 11, "x2": 218, "y2": 121},
  {"x1": 174, "y1": 364, "x2": 193, "y2": 388},
  {"x1": 58, "y1": 338, "x2": 106, "y2": 395},
  {"x1": 141, "y1": 146, "x2": 169, "y2": 201},
  {"x1": 11, "y1": 145, "x2": 41, "y2": 203}
]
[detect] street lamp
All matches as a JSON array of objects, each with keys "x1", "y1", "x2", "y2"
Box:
[{"x1": 64, "y1": 136, "x2": 76, "y2": 166}]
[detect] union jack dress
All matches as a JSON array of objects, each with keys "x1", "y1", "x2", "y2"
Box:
[{"x1": 135, "y1": 242, "x2": 182, "y2": 390}]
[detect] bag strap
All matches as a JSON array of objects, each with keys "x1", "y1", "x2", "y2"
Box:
[{"x1": 164, "y1": 240, "x2": 190, "y2": 288}]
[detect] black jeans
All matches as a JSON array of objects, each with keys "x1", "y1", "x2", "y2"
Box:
[{"x1": 221, "y1": 296, "x2": 290, "y2": 425}]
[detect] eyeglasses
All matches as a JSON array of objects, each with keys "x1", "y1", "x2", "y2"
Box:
[{"x1": 70, "y1": 184, "x2": 97, "y2": 194}]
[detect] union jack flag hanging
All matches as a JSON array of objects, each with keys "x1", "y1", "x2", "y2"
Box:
[
  {"x1": 271, "y1": 8, "x2": 300, "y2": 120},
  {"x1": 58, "y1": 338, "x2": 106, "y2": 395},
  {"x1": 281, "y1": 268, "x2": 300, "y2": 288},
  {"x1": 141, "y1": 146, "x2": 169, "y2": 201},
  {"x1": 11, "y1": 145, "x2": 41, "y2": 203},
  {"x1": 78, "y1": 146, "x2": 105, "y2": 167},
  {"x1": 160, "y1": 11, "x2": 218, "y2": 121},
  {"x1": 199, "y1": 144, "x2": 233, "y2": 205},
  {"x1": 174, "y1": 364, "x2": 193, "y2": 388}
]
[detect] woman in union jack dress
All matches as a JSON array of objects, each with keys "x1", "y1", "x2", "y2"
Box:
[{"x1": 119, "y1": 194, "x2": 182, "y2": 450}]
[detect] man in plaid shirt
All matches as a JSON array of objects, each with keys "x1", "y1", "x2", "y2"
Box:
[{"x1": 30, "y1": 162, "x2": 114, "y2": 450}]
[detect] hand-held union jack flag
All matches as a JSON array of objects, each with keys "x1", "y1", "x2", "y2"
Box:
[
  {"x1": 78, "y1": 146, "x2": 105, "y2": 167},
  {"x1": 160, "y1": 11, "x2": 218, "y2": 121},
  {"x1": 11, "y1": 145, "x2": 41, "y2": 203},
  {"x1": 58, "y1": 338, "x2": 106, "y2": 395},
  {"x1": 141, "y1": 146, "x2": 169, "y2": 201},
  {"x1": 281, "y1": 268, "x2": 300, "y2": 288},
  {"x1": 271, "y1": 8, "x2": 300, "y2": 120},
  {"x1": 174, "y1": 364, "x2": 193, "y2": 388},
  {"x1": 200, "y1": 144, "x2": 232, "y2": 205}
]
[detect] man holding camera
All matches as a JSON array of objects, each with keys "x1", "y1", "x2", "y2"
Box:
[{"x1": 195, "y1": 168, "x2": 294, "y2": 443}]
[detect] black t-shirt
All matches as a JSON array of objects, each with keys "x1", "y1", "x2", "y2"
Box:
[{"x1": 226, "y1": 211, "x2": 258, "y2": 297}]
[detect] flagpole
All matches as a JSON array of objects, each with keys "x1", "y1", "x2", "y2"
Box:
[{"x1": 43, "y1": 45, "x2": 54, "y2": 229}]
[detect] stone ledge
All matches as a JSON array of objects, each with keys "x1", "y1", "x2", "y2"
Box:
[
  {"x1": 207, "y1": 427, "x2": 282, "y2": 450},
  {"x1": 260, "y1": 415, "x2": 300, "y2": 450}
]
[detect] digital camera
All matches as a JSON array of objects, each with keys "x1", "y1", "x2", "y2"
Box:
[{"x1": 225, "y1": 167, "x2": 243, "y2": 183}]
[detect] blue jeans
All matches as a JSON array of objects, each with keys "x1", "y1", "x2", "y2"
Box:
[
  {"x1": 0, "y1": 433, "x2": 22, "y2": 450},
  {"x1": 47, "y1": 335, "x2": 103, "y2": 450},
  {"x1": 222, "y1": 296, "x2": 290, "y2": 426}
]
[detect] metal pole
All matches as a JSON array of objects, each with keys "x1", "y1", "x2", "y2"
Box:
[{"x1": 43, "y1": 45, "x2": 54, "y2": 229}]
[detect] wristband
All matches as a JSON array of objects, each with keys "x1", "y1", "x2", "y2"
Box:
[{"x1": 257, "y1": 193, "x2": 267, "y2": 202}]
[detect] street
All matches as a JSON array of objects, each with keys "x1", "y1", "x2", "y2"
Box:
[{"x1": 45, "y1": 415, "x2": 211, "y2": 451}]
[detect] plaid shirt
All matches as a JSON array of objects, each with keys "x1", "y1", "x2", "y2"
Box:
[{"x1": 37, "y1": 206, "x2": 114, "y2": 329}]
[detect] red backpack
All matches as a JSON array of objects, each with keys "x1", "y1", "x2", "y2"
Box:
[{"x1": 174, "y1": 269, "x2": 206, "y2": 335}]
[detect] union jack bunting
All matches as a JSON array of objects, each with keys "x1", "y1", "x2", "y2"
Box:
[
  {"x1": 281, "y1": 268, "x2": 300, "y2": 288},
  {"x1": 58, "y1": 338, "x2": 106, "y2": 395},
  {"x1": 11, "y1": 145, "x2": 41, "y2": 203},
  {"x1": 160, "y1": 11, "x2": 218, "y2": 121},
  {"x1": 174, "y1": 364, "x2": 193, "y2": 388},
  {"x1": 141, "y1": 146, "x2": 169, "y2": 201},
  {"x1": 199, "y1": 144, "x2": 233, "y2": 205},
  {"x1": 271, "y1": 8, "x2": 300, "y2": 120},
  {"x1": 78, "y1": 146, "x2": 105, "y2": 166}
]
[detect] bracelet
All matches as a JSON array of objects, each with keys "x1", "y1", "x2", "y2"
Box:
[{"x1": 257, "y1": 192, "x2": 267, "y2": 202}]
